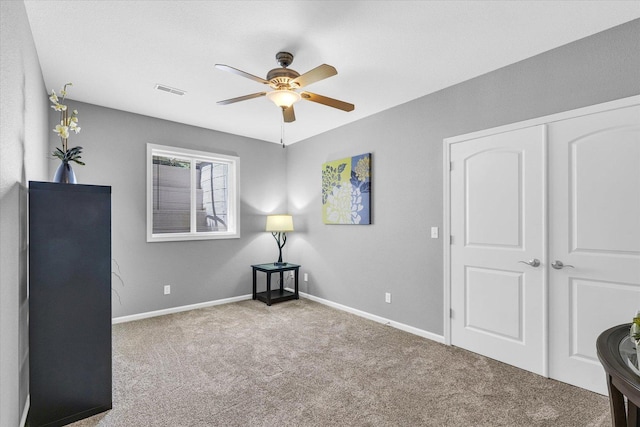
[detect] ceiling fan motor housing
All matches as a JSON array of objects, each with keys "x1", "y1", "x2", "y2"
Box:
[
  {"x1": 267, "y1": 68, "x2": 300, "y2": 89},
  {"x1": 267, "y1": 52, "x2": 300, "y2": 89}
]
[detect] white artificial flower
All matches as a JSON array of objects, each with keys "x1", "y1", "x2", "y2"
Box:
[
  {"x1": 69, "y1": 121, "x2": 81, "y2": 134},
  {"x1": 51, "y1": 103, "x2": 67, "y2": 112},
  {"x1": 54, "y1": 124, "x2": 69, "y2": 139}
]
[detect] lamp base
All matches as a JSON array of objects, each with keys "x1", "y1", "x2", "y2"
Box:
[{"x1": 273, "y1": 262, "x2": 288, "y2": 267}]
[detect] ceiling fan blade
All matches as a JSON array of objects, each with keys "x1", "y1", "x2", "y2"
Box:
[
  {"x1": 290, "y1": 64, "x2": 337, "y2": 88},
  {"x1": 283, "y1": 105, "x2": 296, "y2": 123},
  {"x1": 215, "y1": 64, "x2": 270, "y2": 85},
  {"x1": 217, "y1": 92, "x2": 266, "y2": 105},
  {"x1": 300, "y1": 91, "x2": 355, "y2": 112}
]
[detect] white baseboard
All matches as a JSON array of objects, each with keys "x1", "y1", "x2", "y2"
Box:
[
  {"x1": 112, "y1": 291, "x2": 445, "y2": 345},
  {"x1": 112, "y1": 294, "x2": 252, "y2": 324},
  {"x1": 20, "y1": 395, "x2": 29, "y2": 427},
  {"x1": 289, "y1": 288, "x2": 446, "y2": 344}
]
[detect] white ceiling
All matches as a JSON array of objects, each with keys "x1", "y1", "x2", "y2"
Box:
[{"x1": 24, "y1": 1, "x2": 640, "y2": 145}]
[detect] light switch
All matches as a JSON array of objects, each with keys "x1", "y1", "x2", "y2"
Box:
[{"x1": 431, "y1": 227, "x2": 439, "y2": 239}]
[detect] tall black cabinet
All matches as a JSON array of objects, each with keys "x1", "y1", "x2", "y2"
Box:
[{"x1": 28, "y1": 181, "x2": 112, "y2": 427}]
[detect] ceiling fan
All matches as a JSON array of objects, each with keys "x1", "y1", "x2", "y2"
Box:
[{"x1": 215, "y1": 52, "x2": 354, "y2": 123}]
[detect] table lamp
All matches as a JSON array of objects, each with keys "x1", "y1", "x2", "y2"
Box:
[{"x1": 266, "y1": 214, "x2": 294, "y2": 266}]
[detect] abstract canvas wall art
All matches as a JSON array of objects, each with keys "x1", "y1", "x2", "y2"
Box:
[{"x1": 322, "y1": 153, "x2": 371, "y2": 224}]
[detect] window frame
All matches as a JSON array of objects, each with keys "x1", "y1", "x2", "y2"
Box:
[{"x1": 146, "y1": 143, "x2": 240, "y2": 242}]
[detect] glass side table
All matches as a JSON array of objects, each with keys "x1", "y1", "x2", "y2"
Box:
[
  {"x1": 597, "y1": 323, "x2": 640, "y2": 427},
  {"x1": 251, "y1": 263, "x2": 300, "y2": 306}
]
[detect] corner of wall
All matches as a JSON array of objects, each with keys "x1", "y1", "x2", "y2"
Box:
[{"x1": 1, "y1": 1, "x2": 49, "y2": 426}]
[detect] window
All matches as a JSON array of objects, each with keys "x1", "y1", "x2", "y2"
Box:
[{"x1": 147, "y1": 144, "x2": 240, "y2": 242}]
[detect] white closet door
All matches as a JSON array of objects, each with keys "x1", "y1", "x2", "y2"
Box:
[
  {"x1": 548, "y1": 105, "x2": 640, "y2": 395},
  {"x1": 450, "y1": 125, "x2": 546, "y2": 375}
]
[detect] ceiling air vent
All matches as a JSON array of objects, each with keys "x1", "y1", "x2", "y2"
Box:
[{"x1": 154, "y1": 84, "x2": 186, "y2": 96}]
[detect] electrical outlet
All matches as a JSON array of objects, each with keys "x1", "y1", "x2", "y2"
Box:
[
  {"x1": 385, "y1": 292, "x2": 391, "y2": 303},
  {"x1": 431, "y1": 226, "x2": 439, "y2": 239},
  {"x1": 289, "y1": 271, "x2": 295, "y2": 279},
  {"x1": 164, "y1": 285, "x2": 171, "y2": 295},
  {"x1": 304, "y1": 273, "x2": 309, "y2": 282}
]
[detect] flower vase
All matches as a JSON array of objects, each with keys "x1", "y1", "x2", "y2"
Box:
[{"x1": 53, "y1": 161, "x2": 77, "y2": 184}]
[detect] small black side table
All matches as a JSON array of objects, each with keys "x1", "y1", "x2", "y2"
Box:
[
  {"x1": 597, "y1": 323, "x2": 640, "y2": 427},
  {"x1": 251, "y1": 263, "x2": 300, "y2": 306}
]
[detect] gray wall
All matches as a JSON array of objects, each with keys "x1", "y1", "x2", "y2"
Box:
[
  {"x1": 286, "y1": 19, "x2": 640, "y2": 336},
  {"x1": 46, "y1": 102, "x2": 288, "y2": 318},
  {"x1": 0, "y1": 1, "x2": 49, "y2": 425}
]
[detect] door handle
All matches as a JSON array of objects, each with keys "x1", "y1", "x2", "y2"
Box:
[
  {"x1": 551, "y1": 260, "x2": 574, "y2": 270},
  {"x1": 518, "y1": 259, "x2": 540, "y2": 267}
]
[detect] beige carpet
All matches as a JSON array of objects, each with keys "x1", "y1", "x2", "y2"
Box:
[{"x1": 70, "y1": 299, "x2": 610, "y2": 426}]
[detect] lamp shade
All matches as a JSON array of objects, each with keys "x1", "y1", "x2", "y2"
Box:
[
  {"x1": 266, "y1": 90, "x2": 301, "y2": 109},
  {"x1": 266, "y1": 214, "x2": 294, "y2": 232}
]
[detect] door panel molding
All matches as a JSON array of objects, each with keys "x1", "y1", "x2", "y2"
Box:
[
  {"x1": 568, "y1": 278, "x2": 640, "y2": 363},
  {"x1": 464, "y1": 266, "x2": 524, "y2": 342},
  {"x1": 464, "y1": 150, "x2": 523, "y2": 248},
  {"x1": 569, "y1": 127, "x2": 640, "y2": 255}
]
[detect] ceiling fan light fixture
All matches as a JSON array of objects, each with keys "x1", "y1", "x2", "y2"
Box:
[
  {"x1": 266, "y1": 89, "x2": 301, "y2": 109},
  {"x1": 216, "y1": 52, "x2": 354, "y2": 123}
]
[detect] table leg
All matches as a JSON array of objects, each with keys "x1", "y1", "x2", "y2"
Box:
[
  {"x1": 279, "y1": 271, "x2": 284, "y2": 292},
  {"x1": 607, "y1": 374, "x2": 627, "y2": 427},
  {"x1": 294, "y1": 268, "x2": 299, "y2": 299},
  {"x1": 252, "y1": 268, "x2": 257, "y2": 300},
  {"x1": 628, "y1": 399, "x2": 638, "y2": 427},
  {"x1": 266, "y1": 273, "x2": 272, "y2": 306}
]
